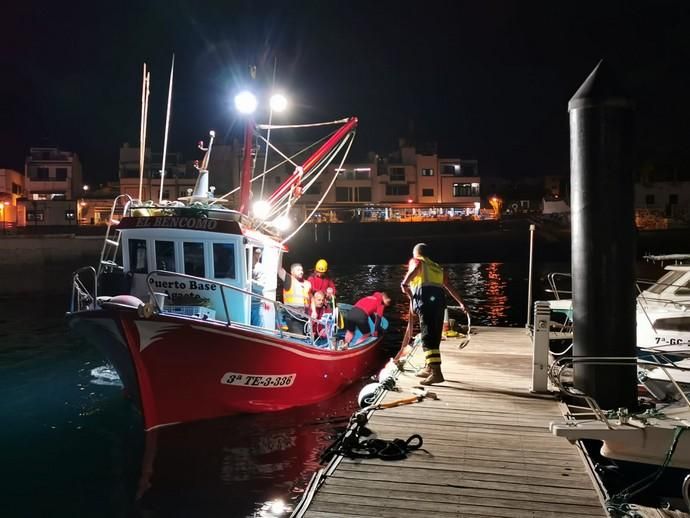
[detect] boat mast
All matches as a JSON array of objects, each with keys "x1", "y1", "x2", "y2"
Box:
[
  {"x1": 260, "y1": 57, "x2": 278, "y2": 201},
  {"x1": 238, "y1": 65, "x2": 258, "y2": 215},
  {"x1": 238, "y1": 118, "x2": 255, "y2": 215},
  {"x1": 138, "y1": 64, "x2": 151, "y2": 201},
  {"x1": 159, "y1": 54, "x2": 175, "y2": 204}
]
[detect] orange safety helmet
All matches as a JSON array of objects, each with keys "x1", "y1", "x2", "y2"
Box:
[{"x1": 315, "y1": 259, "x2": 328, "y2": 273}]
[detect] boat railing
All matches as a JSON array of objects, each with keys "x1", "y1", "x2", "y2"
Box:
[
  {"x1": 545, "y1": 272, "x2": 572, "y2": 300},
  {"x1": 71, "y1": 266, "x2": 97, "y2": 313},
  {"x1": 144, "y1": 270, "x2": 341, "y2": 349},
  {"x1": 548, "y1": 351, "x2": 690, "y2": 428}
]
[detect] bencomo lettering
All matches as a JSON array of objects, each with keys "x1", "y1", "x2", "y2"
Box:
[{"x1": 136, "y1": 217, "x2": 218, "y2": 230}]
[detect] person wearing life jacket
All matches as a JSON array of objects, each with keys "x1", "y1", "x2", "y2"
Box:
[
  {"x1": 400, "y1": 243, "x2": 466, "y2": 386},
  {"x1": 343, "y1": 291, "x2": 391, "y2": 346},
  {"x1": 278, "y1": 263, "x2": 312, "y2": 334},
  {"x1": 308, "y1": 259, "x2": 336, "y2": 302}
]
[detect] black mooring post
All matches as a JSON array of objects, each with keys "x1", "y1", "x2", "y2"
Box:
[{"x1": 569, "y1": 61, "x2": 637, "y2": 410}]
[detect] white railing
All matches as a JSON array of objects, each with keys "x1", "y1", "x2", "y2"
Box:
[
  {"x1": 70, "y1": 266, "x2": 97, "y2": 313},
  {"x1": 144, "y1": 270, "x2": 342, "y2": 349}
]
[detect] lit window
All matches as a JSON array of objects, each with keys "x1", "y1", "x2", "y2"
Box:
[{"x1": 421, "y1": 168, "x2": 434, "y2": 177}]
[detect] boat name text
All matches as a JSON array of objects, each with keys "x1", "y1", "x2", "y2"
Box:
[
  {"x1": 149, "y1": 278, "x2": 218, "y2": 291},
  {"x1": 220, "y1": 372, "x2": 296, "y2": 388},
  {"x1": 136, "y1": 217, "x2": 219, "y2": 230}
]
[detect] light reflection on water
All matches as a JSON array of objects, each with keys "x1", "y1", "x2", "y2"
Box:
[{"x1": 0, "y1": 261, "x2": 556, "y2": 517}]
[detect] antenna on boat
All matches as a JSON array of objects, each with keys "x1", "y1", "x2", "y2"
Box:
[
  {"x1": 158, "y1": 54, "x2": 175, "y2": 204},
  {"x1": 180, "y1": 130, "x2": 216, "y2": 203},
  {"x1": 138, "y1": 63, "x2": 151, "y2": 201}
]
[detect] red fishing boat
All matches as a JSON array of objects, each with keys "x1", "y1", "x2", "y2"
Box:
[{"x1": 68, "y1": 70, "x2": 386, "y2": 430}]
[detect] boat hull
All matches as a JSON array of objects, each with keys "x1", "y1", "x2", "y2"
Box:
[
  {"x1": 551, "y1": 411, "x2": 690, "y2": 469},
  {"x1": 68, "y1": 307, "x2": 383, "y2": 430}
]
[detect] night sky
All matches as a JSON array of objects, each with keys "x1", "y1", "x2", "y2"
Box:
[{"x1": 3, "y1": 0, "x2": 690, "y2": 184}]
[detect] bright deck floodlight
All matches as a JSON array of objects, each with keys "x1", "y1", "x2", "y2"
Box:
[
  {"x1": 274, "y1": 215, "x2": 291, "y2": 231},
  {"x1": 269, "y1": 93, "x2": 288, "y2": 113},
  {"x1": 252, "y1": 200, "x2": 271, "y2": 220},
  {"x1": 235, "y1": 91, "x2": 258, "y2": 114}
]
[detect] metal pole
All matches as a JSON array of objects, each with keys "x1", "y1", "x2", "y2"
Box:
[
  {"x1": 570, "y1": 61, "x2": 637, "y2": 410},
  {"x1": 526, "y1": 223, "x2": 535, "y2": 329},
  {"x1": 159, "y1": 54, "x2": 175, "y2": 204}
]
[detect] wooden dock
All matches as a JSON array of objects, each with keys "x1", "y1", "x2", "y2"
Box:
[{"x1": 302, "y1": 326, "x2": 607, "y2": 518}]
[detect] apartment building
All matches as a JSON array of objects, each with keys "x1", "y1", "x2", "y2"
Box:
[
  {"x1": 0, "y1": 169, "x2": 24, "y2": 228},
  {"x1": 295, "y1": 141, "x2": 481, "y2": 221},
  {"x1": 25, "y1": 146, "x2": 82, "y2": 200}
]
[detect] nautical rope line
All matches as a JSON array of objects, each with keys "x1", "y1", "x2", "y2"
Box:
[
  {"x1": 280, "y1": 133, "x2": 355, "y2": 245},
  {"x1": 264, "y1": 131, "x2": 350, "y2": 221},
  {"x1": 256, "y1": 117, "x2": 350, "y2": 130},
  {"x1": 208, "y1": 134, "x2": 331, "y2": 206},
  {"x1": 606, "y1": 425, "x2": 690, "y2": 516}
]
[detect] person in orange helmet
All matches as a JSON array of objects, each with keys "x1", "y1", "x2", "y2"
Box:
[{"x1": 308, "y1": 259, "x2": 336, "y2": 318}]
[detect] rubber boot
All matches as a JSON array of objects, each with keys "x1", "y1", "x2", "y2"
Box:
[
  {"x1": 420, "y1": 364, "x2": 444, "y2": 385},
  {"x1": 415, "y1": 365, "x2": 432, "y2": 378}
]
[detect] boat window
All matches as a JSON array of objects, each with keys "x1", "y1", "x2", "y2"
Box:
[
  {"x1": 155, "y1": 240, "x2": 177, "y2": 272},
  {"x1": 675, "y1": 278, "x2": 690, "y2": 296},
  {"x1": 654, "y1": 316, "x2": 690, "y2": 331},
  {"x1": 213, "y1": 243, "x2": 236, "y2": 279},
  {"x1": 129, "y1": 239, "x2": 148, "y2": 274},
  {"x1": 183, "y1": 242, "x2": 205, "y2": 277},
  {"x1": 647, "y1": 271, "x2": 685, "y2": 295}
]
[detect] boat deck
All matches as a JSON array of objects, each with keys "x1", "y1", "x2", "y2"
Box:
[{"x1": 302, "y1": 326, "x2": 607, "y2": 517}]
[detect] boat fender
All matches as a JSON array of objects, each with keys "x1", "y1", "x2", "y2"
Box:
[
  {"x1": 107, "y1": 295, "x2": 145, "y2": 308},
  {"x1": 358, "y1": 382, "x2": 383, "y2": 408},
  {"x1": 377, "y1": 359, "x2": 400, "y2": 385}
]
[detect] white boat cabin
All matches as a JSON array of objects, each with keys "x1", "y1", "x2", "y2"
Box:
[
  {"x1": 112, "y1": 211, "x2": 283, "y2": 328},
  {"x1": 639, "y1": 265, "x2": 690, "y2": 304}
]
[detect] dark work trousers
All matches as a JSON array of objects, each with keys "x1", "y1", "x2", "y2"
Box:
[{"x1": 417, "y1": 301, "x2": 445, "y2": 366}]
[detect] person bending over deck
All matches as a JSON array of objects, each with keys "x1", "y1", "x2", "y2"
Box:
[
  {"x1": 401, "y1": 243, "x2": 465, "y2": 386},
  {"x1": 278, "y1": 263, "x2": 312, "y2": 335},
  {"x1": 343, "y1": 291, "x2": 391, "y2": 346}
]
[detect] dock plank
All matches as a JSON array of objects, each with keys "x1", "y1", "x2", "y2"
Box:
[{"x1": 303, "y1": 326, "x2": 607, "y2": 517}]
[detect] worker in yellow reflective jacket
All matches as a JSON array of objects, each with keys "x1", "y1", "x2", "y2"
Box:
[
  {"x1": 279, "y1": 263, "x2": 312, "y2": 334},
  {"x1": 400, "y1": 243, "x2": 465, "y2": 385}
]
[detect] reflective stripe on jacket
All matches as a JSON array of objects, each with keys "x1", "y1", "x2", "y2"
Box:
[{"x1": 283, "y1": 276, "x2": 310, "y2": 308}]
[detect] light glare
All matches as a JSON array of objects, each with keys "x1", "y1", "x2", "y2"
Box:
[
  {"x1": 270, "y1": 94, "x2": 288, "y2": 112},
  {"x1": 274, "y1": 215, "x2": 291, "y2": 231},
  {"x1": 235, "y1": 91, "x2": 258, "y2": 114},
  {"x1": 252, "y1": 200, "x2": 271, "y2": 220}
]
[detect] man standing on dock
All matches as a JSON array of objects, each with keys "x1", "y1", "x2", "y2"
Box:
[{"x1": 401, "y1": 243, "x2": 465, "y2": 385}]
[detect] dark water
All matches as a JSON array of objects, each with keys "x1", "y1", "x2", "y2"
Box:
[{"x1": 1, "y1": 260, "x2": 564, "y2": 517}]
